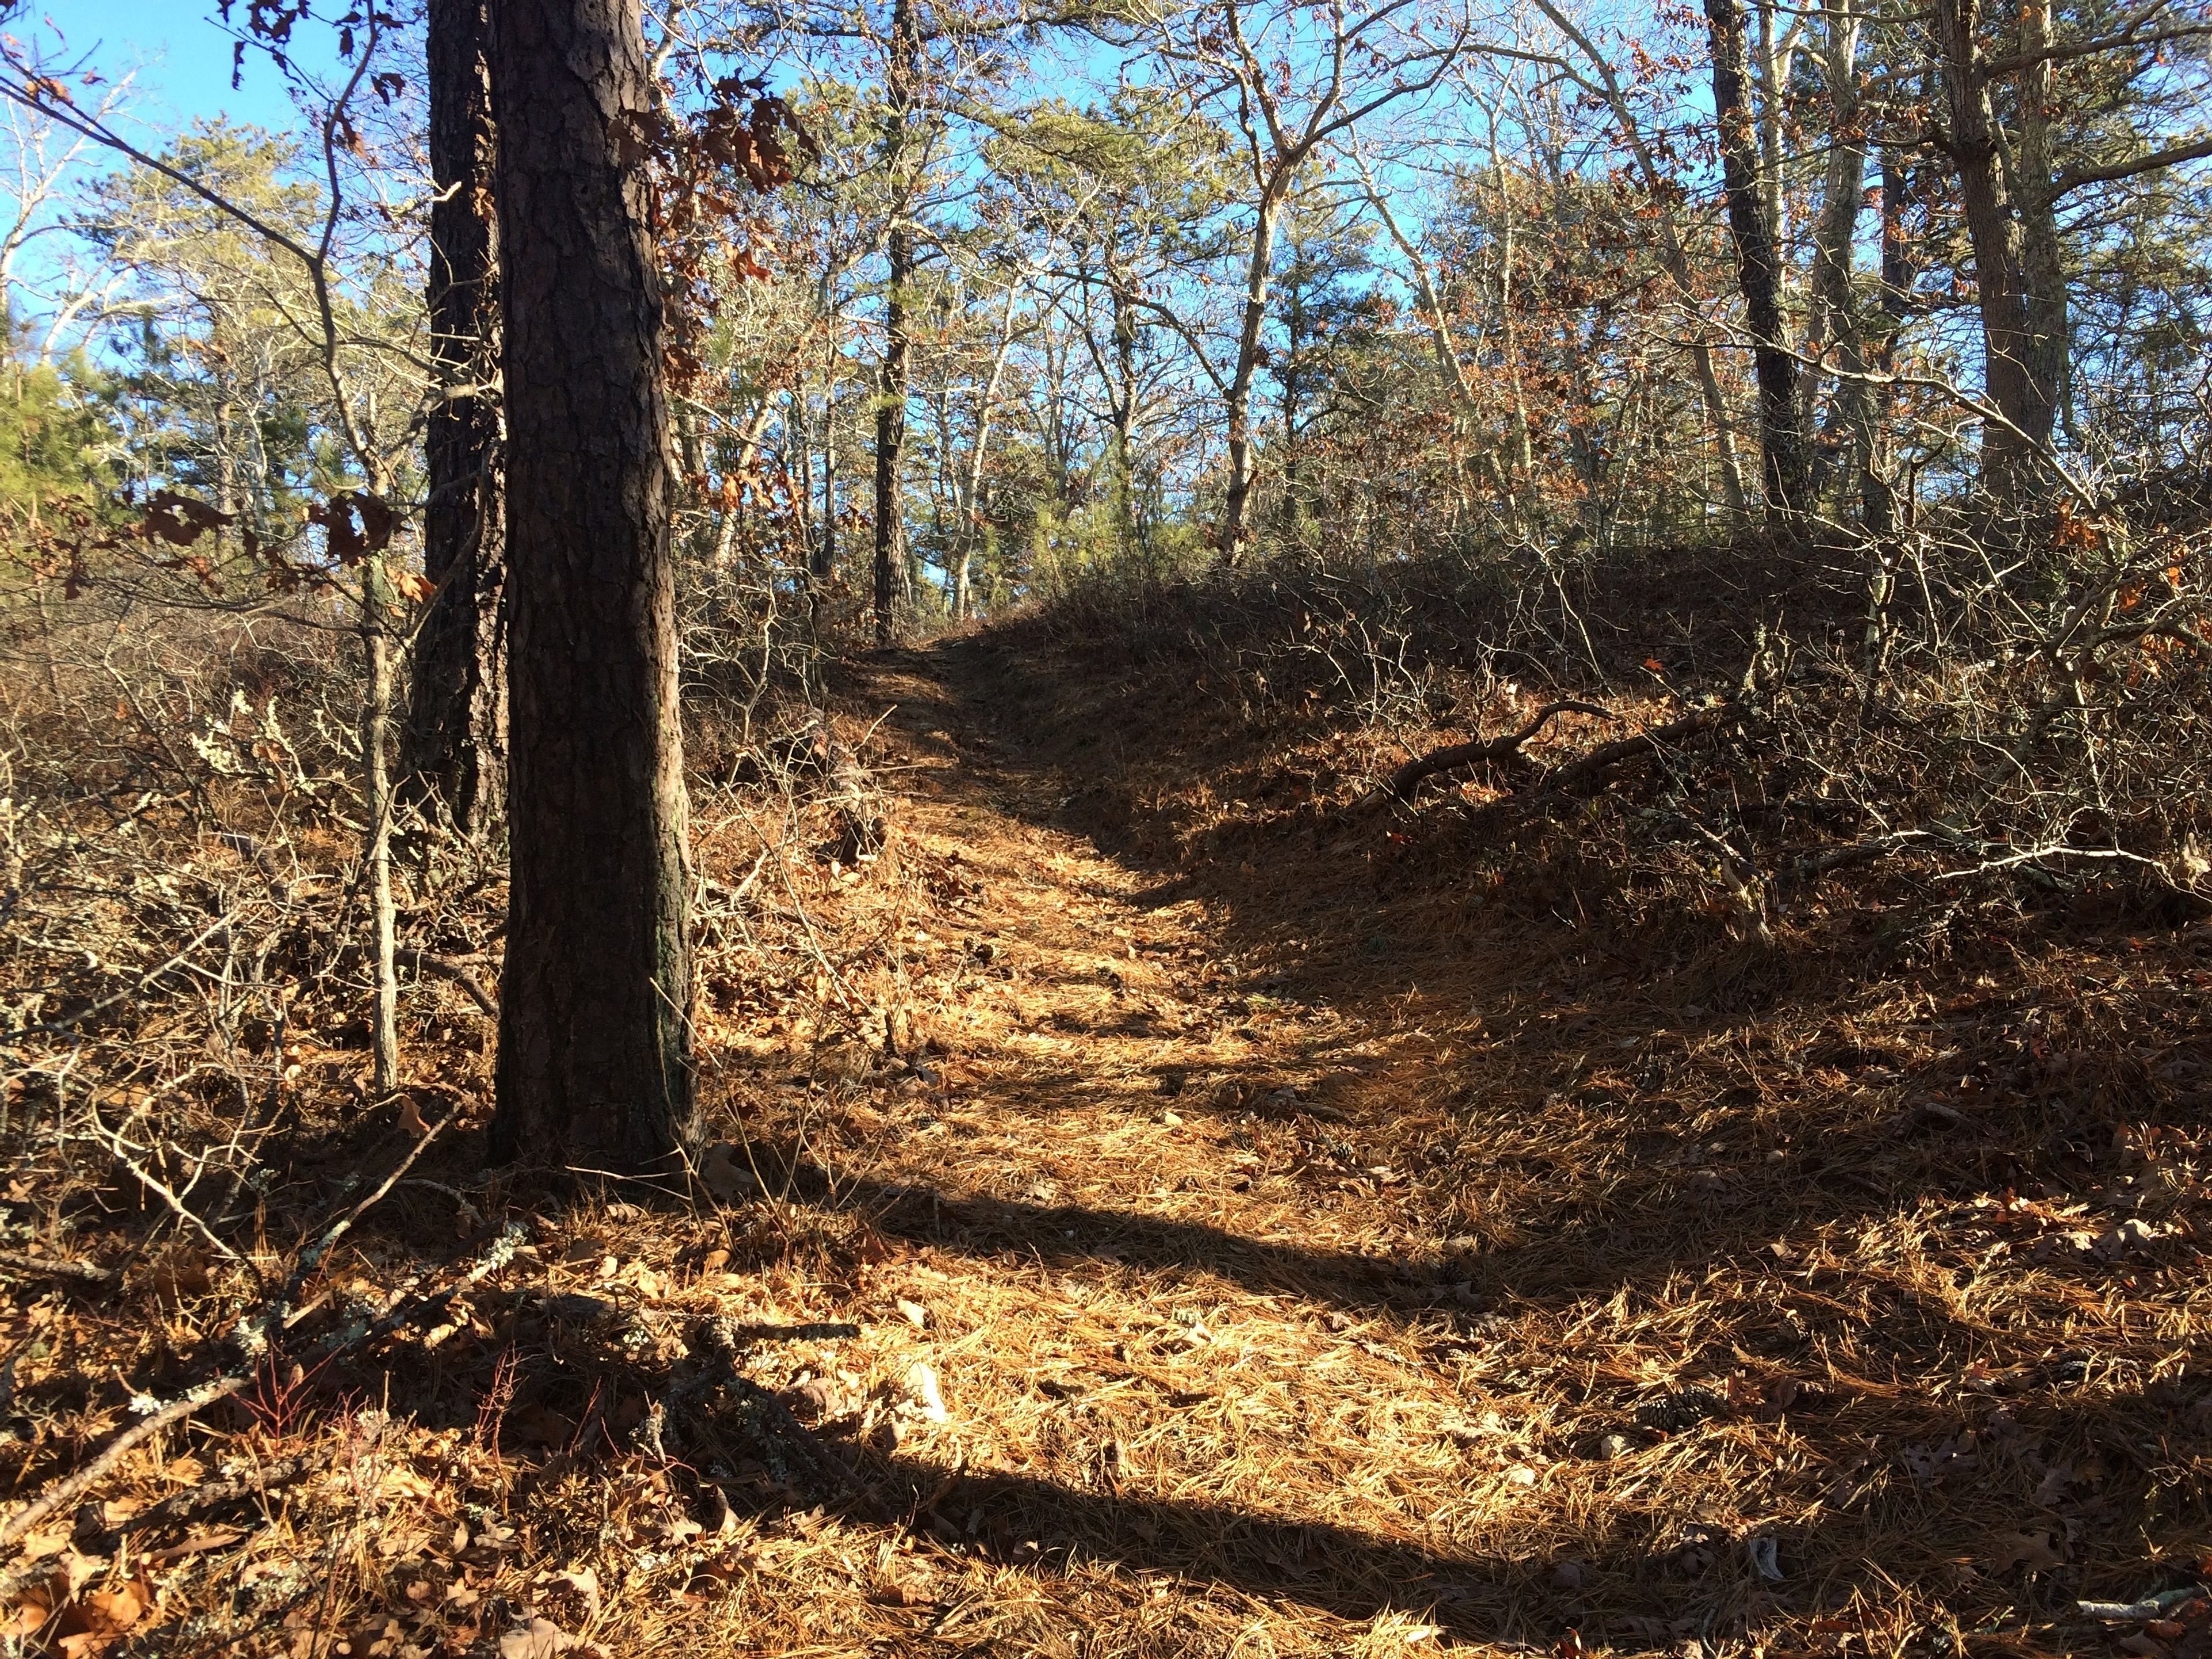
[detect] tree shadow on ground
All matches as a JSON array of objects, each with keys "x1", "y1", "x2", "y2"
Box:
[
  {"x1": 251, "y1": 1272, "x2": 1882, "y2": 1652},
  {"x1": 242, "y1": 1266, "x2": 2171, "y2": 1653}
]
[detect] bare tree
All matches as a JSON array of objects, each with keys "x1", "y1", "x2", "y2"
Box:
[
  {"x1": 1148, "y1": 0, "x2": 1470, "y2": 558},
  {"x1": 0, "y1": 72, "x2": 131, "y2": 360}
]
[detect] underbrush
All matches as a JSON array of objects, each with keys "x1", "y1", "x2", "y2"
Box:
[
  {"x1": 0, "y1": 570, "x2": 962, "y2": 1656},
  {"x1": 1011, "y1": 514, "x2": 2212, "y2": 960}
]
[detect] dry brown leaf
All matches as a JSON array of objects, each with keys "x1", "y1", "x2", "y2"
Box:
[
  {"x1": 698, "y1": 1141, "x2": 760, "y2": 1205},
  {"x1": 2033, "y1": 1463, "x2": 2074, "y2": 1506},
  {"x1": 7, "y1": 1569, "x2": 65, "y2": 1638},
  {"x1": 1986, "y1": 1528, "x2": 2065, "y2": 1573},
  {"x1": 535, "y1": 1565, "x2": 603, "y2": 1619},
  {"x1": 51, "y1": 1576, "x2": 152, "y2": 1658}
]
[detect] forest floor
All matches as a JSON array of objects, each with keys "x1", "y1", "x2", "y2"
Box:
[{"x1": 10, "y1": 617, "x2": 2212, "y2": 1657}]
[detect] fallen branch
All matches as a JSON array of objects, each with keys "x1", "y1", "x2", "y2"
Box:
[
  {"x1": 1532, "y1": 702, "x2": 1736, "y2": 797},
  {"x1": 400, "y1": 948, "x2": 498, "y2": 1016},
  {"x1": 0, "y1": 1113, "x2": 488, "y2": 1561},
  {"x1": 681, "y1": 1315, "x2": 882, "y2": 1515},
  {"x1": 1785, "y1": 829, "x2": 1940, "y2": 893},
  {"x1": 0, "y1": 1452, "x2": 316, "y2": 1603},
  {"x1": 0, "y1": 1250, "x2": 115, "y2": 1285},
  {"x1": 1367, "y1": 700, "x2": 1614, "y2": 805},
  {"x1": 0, "y1": 1371, "x2": 249, "y2": 1553},
  {"x1": 252, "y1": 1103, "x2": 460, "y2": 1350}
]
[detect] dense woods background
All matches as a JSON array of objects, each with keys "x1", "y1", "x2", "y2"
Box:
[{"x1": 3, "y1": 0, "x2": 2212, "y2": 1651}]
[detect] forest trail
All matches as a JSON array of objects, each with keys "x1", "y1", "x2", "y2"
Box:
[
  {"x1": 15, "y1": 620, "x2": 2194, "y2": 1659},
  {"x1": 722, "y1": 635, "x2": 1554, "y2": 1647},
  {"x1": 691, "y1": 626, "x2": 2206, "y2": 1655}
]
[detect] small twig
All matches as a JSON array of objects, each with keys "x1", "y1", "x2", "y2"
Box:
[
  {"x1": 79, "y1": 1111, "x2": 245, "y2": 1266},
  {"x1": 256, "y1": 1104, "x2": 461, "y2": 1349},
  {"x1": 1936, "y1": 842, "x2": 2173, "y2": 881}
]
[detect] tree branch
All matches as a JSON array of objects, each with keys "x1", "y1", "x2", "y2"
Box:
[
  {"x1": 1366, "y1": 700, "x2": 1614, "y2": 805},
  {"x1": 2054, "y1": 132, "x2": 2212, "y2": 197}
]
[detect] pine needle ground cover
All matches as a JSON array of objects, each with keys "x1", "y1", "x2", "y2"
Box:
[{"x1": 7, "y1": 577, "x2": 2212, "y2": 1658}]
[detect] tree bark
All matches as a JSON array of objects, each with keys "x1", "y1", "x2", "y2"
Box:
[
  {"x1": 486, "y1": 0, "x2": 695, "y2": 1173},
  {"x1": 2014, "y1": 0, "x2": 2070, "y2": 448},
  {"x1": 874, "y1": 0, "x2": 919, "y2": 645},
  {"x1": 1805, "y1": 0, "x2": 1869, "y2": 505},
  {"x1": 1706, "y1": 0, "x2": 1809, "y2": 519},
  {"x1": 1862, "y1": 145, "x2": 1919, "y2": 533},
  {"x1": 402, "y1": 0, "x2": 507, "y2": 835},
  {"x1": 1933, "y1": 0, "x2": 2061, "y2": 510}
]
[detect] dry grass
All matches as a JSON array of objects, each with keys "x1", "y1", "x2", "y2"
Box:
[{"x1": 8, "y1": 571, "x2": 2212, "y2": 1657}]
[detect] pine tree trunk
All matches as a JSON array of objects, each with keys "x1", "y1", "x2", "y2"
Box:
[
  {"x1": 486, "y1": 0, "x2": 695, "y2": 1174},
  {"x1": 403, "y1": 0, "x2": 507, "y2": 834},
  {"x1": 874, "y1": 0, "x2": 919, "y2": 645},
  {"x1": 1706, "y1": 0, "x2": 1810, "y2": 519}
]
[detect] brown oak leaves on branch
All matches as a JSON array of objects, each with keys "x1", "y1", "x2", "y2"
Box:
[
  {"x1": 128, "y1": 486, "x2": 411, "y2": 599},
  {"x1": 625, "y1": 75, "x2": 814, "y2": 391}
]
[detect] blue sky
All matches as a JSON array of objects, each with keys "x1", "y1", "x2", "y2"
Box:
[
  {"x1": 3, "y1": 3, "x2": 359, "y2": 345},
  {"x1": 30, "y1": 1, "x2": 346, "y2": 135}
]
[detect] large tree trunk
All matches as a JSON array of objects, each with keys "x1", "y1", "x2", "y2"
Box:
[
  {"x1": 873, "y1": 0, "x2": 919, "y2": 645},
  {"x1": 1933, "y1": 0, "x2": 2061, "y2": 510},
  {"x1": 402, "y1": 0, "x2": 507, "y2": 835},
  {"x1": 486, "y1": 0, "x2": 695, "y2": 1174},
  {"x1": 1706, "y1": 0, "x2": 1809, "y2": 519}
]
